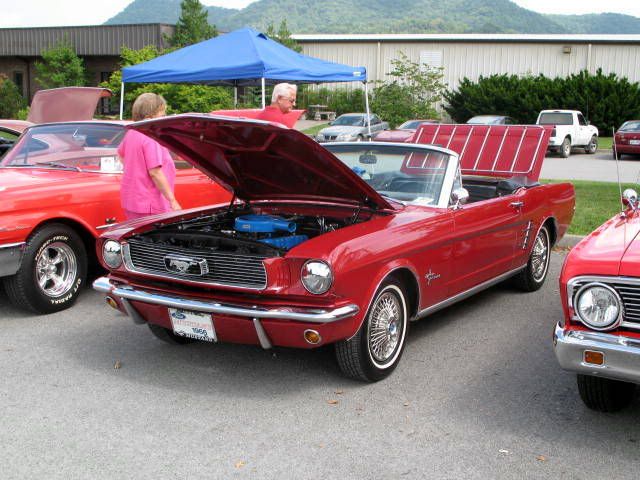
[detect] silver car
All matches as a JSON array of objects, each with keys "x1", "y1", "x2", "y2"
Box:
[{"x1": 316, "y1": 113, "x2": 389, "y2": 142}]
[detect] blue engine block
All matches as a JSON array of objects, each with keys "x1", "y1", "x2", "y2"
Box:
[{"x1": 234, "y1": 215, "x2": 307, "y2": 250}]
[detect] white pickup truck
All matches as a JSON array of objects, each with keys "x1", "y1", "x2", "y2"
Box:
[{"x1": 536, "y1": 110, "x2": 599, "y2": 158}]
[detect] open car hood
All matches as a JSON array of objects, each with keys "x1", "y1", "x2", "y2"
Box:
[
  {"x1": 413, "y1": 124, "x2": 552, "y2": 183},
  {"x1": 27, "y1": 87, "x2": 112, "y2": 123},
  {"x1": 129, "y1": 114, "x2": 394, "y2": 210}
]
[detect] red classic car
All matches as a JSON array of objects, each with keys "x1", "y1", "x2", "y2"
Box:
[
  {"x1": 554, "y1": 190, "x2": 640, "y2": 411},
  {"x1": 0, "y1": 121, "x2": 230, "y2": 314},
  {"x1": 374, "y1": 119, "x2": 439, "y2": 143},
  {"x1": 93, "y1": 117, "x2": 574, "y2": 381},
  {"x1": 613, "y1": 120, "x2": 640, "y2": 158}
]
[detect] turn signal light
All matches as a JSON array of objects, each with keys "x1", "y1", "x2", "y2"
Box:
[
  {"x1": 105, "y1": 296, "x2": 119, "y2": 310},
  {"x1": 304, "y1": 329, "x2": 322, "y2": 345},
  {"x1": 583, "y1": 350, "x2": 604, "y2": 366}
]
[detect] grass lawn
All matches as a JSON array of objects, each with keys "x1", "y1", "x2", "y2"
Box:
[
  {"x1": 301, "y1": 123, "x2": 329, "y2": 136},
  {"x1": 598, "y1": 136, "x2": 612, "y2": 151},
  {"x1": 543, "y1": 179, "x2": 634, "y2": 235}
]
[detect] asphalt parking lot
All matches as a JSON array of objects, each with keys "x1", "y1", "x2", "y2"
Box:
[
  {"x1": 1, "y1": 251, "x2": 639, "y2": 479},
  {"x1": 541, "y1": 150, "x2": 640, "y2": 183}
]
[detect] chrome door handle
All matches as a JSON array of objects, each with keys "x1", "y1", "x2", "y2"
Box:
[{"x1": 510, "y1": 201, "x2": 524, "y2": 208}]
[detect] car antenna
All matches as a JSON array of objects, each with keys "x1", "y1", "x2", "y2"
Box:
[{"x1": 613, "y1": 127, "x2": 625, "y2": 216}]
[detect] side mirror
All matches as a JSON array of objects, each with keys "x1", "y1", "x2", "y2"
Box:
[
  {"x1": 622, "y1": 188, "x2": 638, "y2": 211},
  {"x1": 450, "y1": 187, "x2": 469, "y2": 209}
]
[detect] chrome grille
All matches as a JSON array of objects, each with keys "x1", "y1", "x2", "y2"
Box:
[
  {"x1": 570, "y1": 277, "x2": 640, "y2": 330},
  {"x1": 123, "y1": 239, "x2": 267, "y2": 289}
]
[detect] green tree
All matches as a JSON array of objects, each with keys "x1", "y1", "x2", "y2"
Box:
[
  {"x1": 34, "y1": 40, "x2": 86, "y2": 89},
  {"x1": 101, "y1": 45, "x2": 233, "y2": 118},
  {"x1": 0, "y1": 75, "x2": 27, "y2": 118},
  {"x1": 265, "y1": 20, "x2": 302, "y2": 53},
  {"x1": 371, "y1": 52, "x2": 446, "y2": 128},
  {"x1": 170, "y1": 0, "x2": 217, "y2": 48}
]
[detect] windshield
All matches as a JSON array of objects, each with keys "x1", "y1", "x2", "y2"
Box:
[
  {"x1": 398, "y1": 120, "x2": 428, "y2": 130},
  {"x1": 467, "y1": 116, "x2": 503, "y2": 124},
  {"x1": 332, "y1": 115, "x2": 365, "y2": 126},
  {"x1": 1, "y1": 123, "x2": 125, "y2": 172},
  {"x1": 619, "y1": 121, "x2": 640, "y2": 132},
  {"x1": 324, "y1": 144, "x2": 454, "y2": 206},
  {"x1": 538, "y1": 113, "x2": 572, "y2": 125}
]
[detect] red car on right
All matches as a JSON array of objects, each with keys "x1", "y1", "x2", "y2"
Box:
[
  {"x1": 613, "y1": 120, "x2": 640, "y2": 158},
  {"x1": 554, "y1": 189, "x2": 640, "y2": 412}
]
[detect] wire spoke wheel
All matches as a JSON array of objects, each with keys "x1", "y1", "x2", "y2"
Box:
[
  {"x1": 530, "y1": 229, "x2": 549, "y2": 283},
  {"x1": 367, "y1": 292, "x2": 402, "y2": 363}
]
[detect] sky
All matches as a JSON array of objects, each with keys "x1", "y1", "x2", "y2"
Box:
[{"x1": 0, "y1": 0, "x2": 638, "y2": 28}]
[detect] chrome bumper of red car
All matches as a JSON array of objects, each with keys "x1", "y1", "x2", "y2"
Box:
[
  {"x1": 0, "y1": 242, "x2": 25, "y2": 277},
  {"x1": 93, "y1": 276, "x2": 359, "y2": 324},
  {"x1": 554, "y1": 323, "x2": 640, "y2": 384}
]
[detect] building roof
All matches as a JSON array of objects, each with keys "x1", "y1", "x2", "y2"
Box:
[
  {"x1": 292, "y1": 33, "x2": 640, "y2": 44},
  {"x1": 0, "y1": 24, "x2": 175, "y2": 56}
]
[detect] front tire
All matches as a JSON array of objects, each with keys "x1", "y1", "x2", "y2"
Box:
[
  {"x1": 585, "y1": 135, "x2": 598, "y2": 154},
  {"x1": 560, "y1": 137, "x2": 571, "y2": 158},
  {"x1": 335, "y1": 279, "x2": 409, "y2": 382},
  {"x1": 513, "y1": 225, "x2": 550, "y2": 292},
  {"x1": 3, "y1": 223, "x2": 87, "y2": 314},
  {"x1": 577, "y1": 374, "x2": 636, "y2": 412}
]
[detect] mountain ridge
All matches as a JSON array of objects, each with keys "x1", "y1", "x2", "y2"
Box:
[{"x1": 104, "y1": 0, "x2": 640, "y2": 34}]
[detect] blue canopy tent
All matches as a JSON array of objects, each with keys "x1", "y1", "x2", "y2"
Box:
[{"x1": 120, "y1": 27, "x2": 369, "y2": 126}]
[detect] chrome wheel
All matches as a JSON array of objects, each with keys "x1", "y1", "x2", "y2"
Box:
[
  {"x1": 35, "y1": 241, "x2": 78, "y2": 297},
  {"x1": 367, "y1": 288, "x2": 404, "y2": 365},
  {"x1": 531, "y1": 228, "x2": 549, "y2": 283}
]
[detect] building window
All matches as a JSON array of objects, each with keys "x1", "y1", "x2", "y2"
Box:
[
  {"x1": 419, "y1": 51, "x2": 443, "y2": 69},
  {"x1": 13, "y1": 72, "x2": 25, "y2": 97}
]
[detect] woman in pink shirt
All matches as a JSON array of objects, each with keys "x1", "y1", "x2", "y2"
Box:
[{"x1": 118, "y1": 93, "x2": 181, "y2": 220}]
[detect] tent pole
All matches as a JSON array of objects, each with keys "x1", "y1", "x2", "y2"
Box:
[
  {"x1": 234, "y1": 84, "x2": 238, "y2": 107},
  {"x1": 364, "y1": 81, "x2": 371, "y2": 138},
  {"x1": 119, "y1": 82, "x2": 125, "y2": 120},
  {"x1": 261, "y1": 78, "x2": 266, "y2": 109}
]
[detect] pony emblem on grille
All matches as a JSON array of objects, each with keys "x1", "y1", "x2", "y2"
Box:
[{"x1": 164, "y1": 255, "x2": 209, "y2": 276}]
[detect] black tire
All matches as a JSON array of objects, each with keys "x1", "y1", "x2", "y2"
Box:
[
  {"x1": 513, "y1": 225, "x2": 550, "y2": 292},
  {"x1": 577, "y1": 374, "x2": 636, "y2": 412},
  {"x1": 356, "y1": 135, "x2": 364, "y2": 142},
  {"x1": 585, "y1": 135, "x2": 598, "y2": 154},
  {"x1": 560, "y1": 137, "x2": 571, "y2": 158},
  {"x1": 148, "y1": 323, "x2": 194, "y2": 345},
  {"x1": 3, "y1": 223, "x2": 87, "y2": 314},
  {"x1": 335, "y1": 278, "x2": 409, "y2": 382}
]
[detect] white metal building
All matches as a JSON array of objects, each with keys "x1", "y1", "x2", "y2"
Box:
[{"x1": 293, "y1": 34, "x2": 640, "y2": 90}]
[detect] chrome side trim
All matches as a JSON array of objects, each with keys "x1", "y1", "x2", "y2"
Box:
[
  {"x1": 0, "y1": 242, "x2": 26, "y2": 249},
  {"x1": 92, "y1": 277, "x2": 359, "y2": 324},
  {"x1": 0, "y1": 242, "x2": 26, "y2": 277},
  {"x1": 553, "y1": 323, "x2": 640, "y2": 384},
  {"x1": 253, "y1": 318, "x2": 273, "y2": 349},
  {"x1": 413, "y1": 265, "x2": 526, "y2": 320}
]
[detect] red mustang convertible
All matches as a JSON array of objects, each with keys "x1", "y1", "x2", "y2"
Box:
[
  {"x1": 94, "y1": 117, "x2": 574, "y2": 381},
  {"x1": 554, "y1": 189, "x2": 640, "y2": 411}
]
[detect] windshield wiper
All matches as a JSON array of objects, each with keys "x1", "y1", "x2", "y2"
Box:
[
  {"x1": 36, "y1": 162, "x2": 81, "y2": 172},
  {"x1": 379, "y1": 193, "x2": 406, "y2": 205}
]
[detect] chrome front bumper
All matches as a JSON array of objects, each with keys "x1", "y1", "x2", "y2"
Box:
[
  {"x1": 553, "y1": 323, "x2": 640, "y2": 384},
  {"x1": 0, "y1": 242, "x2": 25, "y2": 277},
  {"x1": 93, "y1": 277, "x2": 359, "y2": 324}
]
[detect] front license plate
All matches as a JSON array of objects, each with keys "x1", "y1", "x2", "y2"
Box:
[
  {"x1": 169, "y1": 308, "x2": 216, "y2": 342},
  {"x1": 630, "y1": 139, "x2": 640, "y2": 145}
]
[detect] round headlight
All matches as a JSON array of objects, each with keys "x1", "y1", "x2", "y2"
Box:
[
  {"x1": 575, "y1": 283, "x2": 622, "y2": 331},
  {"x1": 102, "y1": 240, "x2": 123, "y2": 269},
  {"x1": 301, "y1": 260, "x2": 333, "y2": 294}
]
